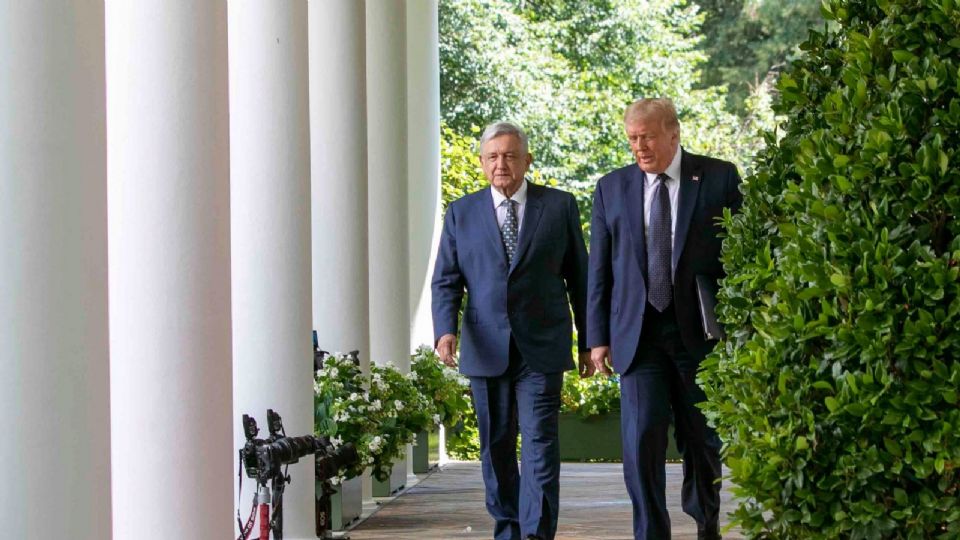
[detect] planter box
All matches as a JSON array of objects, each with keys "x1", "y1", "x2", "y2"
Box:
[
  {"x1": 558, "y1": 412, "x2": 680, "y2": 462},
  {"x1": 372, "y1": 452, "x2": 407, "y2": 497},
  {"x1": 412, "y1": 428, "x2": 440, "y2": 473},
  {"x1": 316, "y1": 475, "x2": 362, "y2": 532}
]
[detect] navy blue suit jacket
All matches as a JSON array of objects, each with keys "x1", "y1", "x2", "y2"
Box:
[
  {"x1": 587, "y1": 150, "x2": 742, "y2": 373},
  {"x1": 432, "y1": 183, "x2": 589, "y2": 377}
]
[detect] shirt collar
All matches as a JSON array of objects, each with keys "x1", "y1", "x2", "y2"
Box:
[
  {"x1": 644, "y1": 147, "x2": 683, "y2": 186},
  {"x1": 491, "y1": 179, "x2": 528, "y2": 207}
]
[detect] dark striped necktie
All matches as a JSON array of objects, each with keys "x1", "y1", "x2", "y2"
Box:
[{"x1": 646, "y1": 174, "x2": 672, "y2": 311}]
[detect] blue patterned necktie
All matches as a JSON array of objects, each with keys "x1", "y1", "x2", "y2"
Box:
[
  {"x1": 500, "y1": 199, "x2": 519, "y2": 264},
  {"x1": 646, "y1": 174, "x2": 672, "y2": 311}
]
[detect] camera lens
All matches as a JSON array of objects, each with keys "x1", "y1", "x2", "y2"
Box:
[{"x1": 316, "y1": 443, "x2": 359, "y2": 481}]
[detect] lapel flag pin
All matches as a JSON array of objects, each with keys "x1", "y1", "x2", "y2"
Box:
[{"x1": 692, "y1": 175, "x2": 700, "y2": 182}]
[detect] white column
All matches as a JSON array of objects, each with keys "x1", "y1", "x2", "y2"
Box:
[
  {"x1": 106, "y1": 3, "x2": 233, "y2": 538},
  {"x1": 406, "y1": 0, "x2": 442, "y2": 352},
  {"x1": 0, "y1": 4, "x2": 109, "y2": 538},
  {"x1": 310, "y1": 0, "x2": 370, "y2": 372},
  {"x1": 367, "y1": 0, "x2": 411, "y2": 371},
  {"x1": 367, "y1": 0, "x2": 412, "y2": 492},
  {"x1": 230, "y1": 1, "x2": 314, "y2": 538}
]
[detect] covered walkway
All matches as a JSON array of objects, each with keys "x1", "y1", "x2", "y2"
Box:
[{"x1": 350, "y1": 462, "x2": 743, "y2": 539}]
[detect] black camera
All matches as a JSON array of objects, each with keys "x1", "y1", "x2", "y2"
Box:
[
  {"x1": 237, "y1": 410, "x2": 359, "y2": 539},
  {"x1": 240, "y1": 410, "x2": 357, "y2": 485}
]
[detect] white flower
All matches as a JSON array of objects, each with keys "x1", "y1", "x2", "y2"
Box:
[
  {"x1": 349, "y1": 392, "x2": 359, "y2": 401},
  {"x1": 328, "y1": 367, "x2": 339, "y2": 379},
  {"x1": 331, "y1": 436, "x2": 343, "y2": 447},
  {"x1": 408, "y1": 372, "x2": 419, "y2": 381},
  {"x1": 433, "y1": 414, "x2": 441, "y2": 424},
  {"x1": 394, "y1": 399, "x2": 404, "y2": 411},
  {"x1": 369, "y1": 435, "x2": 383, "y2": 452},
  {"x1": 330, "y1": 475, "x2": 342, "y2": 486},
  {"x1": 370, "y1": 399, "x2": 382, "y2": 411}
]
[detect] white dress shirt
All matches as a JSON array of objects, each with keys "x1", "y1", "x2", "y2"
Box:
[
  {"x1": 643, "y1": 147, "x2": 682, "y2": 246},
  {"x1": 491, "y1": 180, "x2": 528, "y2": 235}
]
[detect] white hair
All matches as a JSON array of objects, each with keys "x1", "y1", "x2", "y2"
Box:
[{"x1": 478, "y1": 121, "x2": 529, "y2": 154}]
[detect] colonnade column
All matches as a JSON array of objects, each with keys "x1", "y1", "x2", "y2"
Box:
[
  {"x1": 405, "y1": 0, "x2": 444, "y2": 475},
  {"x1": 0, "y1": 4, "x2": 110, "y2": 538},
  {"x1": 367, "y1": 1, "x2": 411, "y2": 371},
  {"x1": 309, "y1": 0, "x2": 370, "y2": 371},
  {"x1": 367, "y1": 0, "x2": 412, "y2": 491},
  {"x1": 407, "y1": 0, "x2": 443, "y2": 353},
  {"x1": 229, "y1": 1, "x2": 314, "y2": 538},
  {"x1": 106, "y1": 3, "x2": 234, "y2": 538}
]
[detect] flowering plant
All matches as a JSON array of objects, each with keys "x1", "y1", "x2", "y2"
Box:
[
  {"x1": 314, "y1": 353, "x2": 373, "y2": 481},
  {"x1": 409, "y1": 345, "x2": 471, "y2": 428},
  {"x1": 365, "y1": 361, "x2": 432, "y2": 480},
  {"x1": 314, "y1": 353, "x2": 432, "y2": 482}
]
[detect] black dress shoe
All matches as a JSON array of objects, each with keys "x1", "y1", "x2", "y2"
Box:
[
  {"x1": 525, "y1": 535, "x2": 544, "y2": 540},
  {"x1": 698, "y1": 524, "x2": 721, "y2": 540},
  {"x1": 697, "y1": 529, "x2": 721, "y2": 539}
]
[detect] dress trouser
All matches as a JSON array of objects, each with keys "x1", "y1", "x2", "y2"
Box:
[
  {"x1": 619, "y1": 303, "x2": 723, "y2": 540},
  {"x1": 470, "y1": 337, "x2": 564, "y2": 540}
]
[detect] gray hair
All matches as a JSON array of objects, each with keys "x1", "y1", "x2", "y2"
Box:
[{"x1": 478, "y1": 121, "x2": 529, "y2": 155}]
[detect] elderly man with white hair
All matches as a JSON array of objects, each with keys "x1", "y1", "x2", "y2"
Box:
[{"x1": 432, "y1": 121, "x2": 590, "y2": 540}]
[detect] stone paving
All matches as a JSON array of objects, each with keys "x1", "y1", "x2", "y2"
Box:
[{"x1": 347, "y1": 462, "x2": 743, "y2": 540}]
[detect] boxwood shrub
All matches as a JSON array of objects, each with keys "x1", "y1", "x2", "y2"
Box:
[{"x1": 699, "y1": 1, "x2": 960, "y2": 538}]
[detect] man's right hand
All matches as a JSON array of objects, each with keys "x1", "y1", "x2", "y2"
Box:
[
  {"x1": 436, "y1": 334, "x2": 458, "y2": 368},
  {"x1": 587, "y1": 346, "x2": 614, "y2": 377}
]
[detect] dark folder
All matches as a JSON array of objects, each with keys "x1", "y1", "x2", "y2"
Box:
[{"x1": 695, "y1": 275, "x2": 725, "y2": 341}]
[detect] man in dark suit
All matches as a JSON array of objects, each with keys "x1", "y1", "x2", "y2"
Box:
[
  {"x1": 585, "y1": 98, "x2": 742, "y2": 540},
  {"x1": 432, "y1": 121, "x2": 589, "y2": 540}
]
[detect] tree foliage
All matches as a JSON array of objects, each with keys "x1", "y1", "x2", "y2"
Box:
[
  {"x1": 696, "y1": 0, "x2": 826, "y2": 113},
  {"x1": 439, "y1": 124, "x2": 487, "y2": 210},
  {"x1": 700, "y1": 1, "x2": 960, "y2": 537},
  {"x1": 440, "y1": 0, "x2": 764, "y2": 193},
  {"x1": 439, "y1": 123, "x2": 559, "y2": 209}
]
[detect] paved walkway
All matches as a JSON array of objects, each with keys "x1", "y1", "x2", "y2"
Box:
[{"x1": 348, "y1": 462, "x2": 742, "y2": 540}]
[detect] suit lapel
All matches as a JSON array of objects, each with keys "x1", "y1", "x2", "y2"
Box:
[
  {"x1": 624, "y1": 165, "x2": 647, "y2": 276},
  {"x1": 673, "y1": 150, "x2": 702, "y2": 277},
  {"x1": 480, "y1": 187, "x2": 508, "y2": 267},
  {"x1": 510, "y1": 182, "x2": 543, "y2": 272}
]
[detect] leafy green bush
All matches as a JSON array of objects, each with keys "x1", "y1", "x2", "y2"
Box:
[
  {"x1": 560, "y1": 373, "x2": 621, "y2": 418},
  {"x1": 699, "y1": 1, "x2": 960, "y2": 537},
  {"x1": 446, "y1": 409, "x2": 482, "y2": 461}
]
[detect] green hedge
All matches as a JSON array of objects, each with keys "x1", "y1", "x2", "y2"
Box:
[{"x1": 699, "y1": 1, "x2": 960, "y2": 538}]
